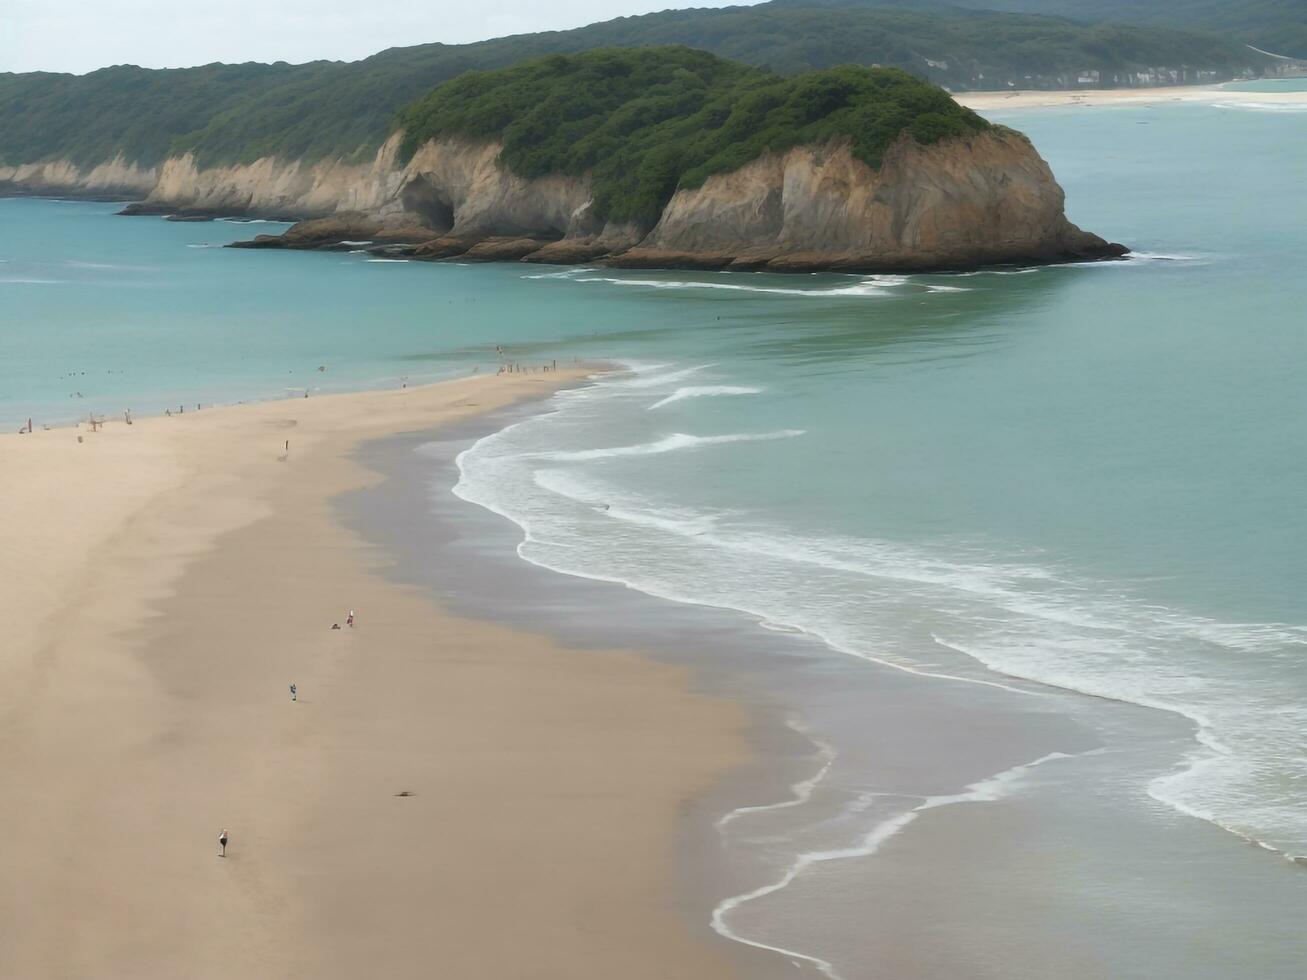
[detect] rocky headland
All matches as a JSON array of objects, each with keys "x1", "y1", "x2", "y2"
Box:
[
  {"x1": 1, "y1": 54, "x2": 1127, "y2": 273},
  {"x1": 220, "y1": 129, "x2": 1123, "y2": 272}
]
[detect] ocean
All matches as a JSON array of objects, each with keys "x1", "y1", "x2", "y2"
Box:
[{"x1": 5, "y1": 89, "x2": 1306, "y2": 976}]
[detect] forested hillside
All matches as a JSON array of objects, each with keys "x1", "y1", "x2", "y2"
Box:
[
  {"x1": 396, "y1": 48, "x2": 988, "y2": 225},
  {"x1": 895, "y1": 0, "x2": 1307, "y2": 58},
  {"x1": 0, "y1": 0, "x2": 1268, "y2": 173}
]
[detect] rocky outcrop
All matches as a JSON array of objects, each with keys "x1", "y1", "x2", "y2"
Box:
[
  {"x1": 219, "y1": 130, "x2": 1121, "y2": 270},
  {"x1": 612, "y1": 130, "x2": 1114, "y2": 271},
  {"x1": 3, "y1": 128, "x2": 1125, "y2": 271}
]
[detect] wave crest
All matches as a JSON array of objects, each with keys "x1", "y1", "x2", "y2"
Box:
[
  {"x1": 532, "y1": 429, "x2": 804, "y2": 461},
  {"x1": 649, "y1": 385, "x2": 762, "y2": 409}
]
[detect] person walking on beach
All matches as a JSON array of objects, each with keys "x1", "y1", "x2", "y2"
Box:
[
  {"x1": 289, "y1": 683, "x2": 297, "y2": 702},
  {"x1": 218, "y1": 829, "x2": 229, "y2": 857},
  {"x1": 346, "y1": 609, "x2": 354, "y2": 628}
]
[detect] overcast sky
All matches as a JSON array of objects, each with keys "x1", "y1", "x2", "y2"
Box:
[{"x1": 1, "y1": 0, "x2": 766, "y2": 75}]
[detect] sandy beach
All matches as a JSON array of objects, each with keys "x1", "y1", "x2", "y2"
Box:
[
  {"x1": 0, "y1": 372, "x2": 755, "y2": 979},
  {"x1": 955, "y1": 83, "x2": 1307, "y2": 111}
]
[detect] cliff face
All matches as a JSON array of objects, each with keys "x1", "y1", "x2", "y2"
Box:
[
  {"x1": 2, "y1": 130, "x2": 1124, "y2": 271},
  {"x1": 620, "y1": 130, "x2": 1098, "y2": 270},
  {"x1": 0, "y1": 156, "x2": 158, "y2": 198}
]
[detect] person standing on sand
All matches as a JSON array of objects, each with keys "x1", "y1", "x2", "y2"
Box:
[
  {"x1": 218, "y1": 829, "x2": 229, "y2": 857},
  {"x1": 346, "y1": 609, "x2": 354, "y2": 628},
  {"x1": 289, "y1": 683, "x2": 297, "y2": 702}
]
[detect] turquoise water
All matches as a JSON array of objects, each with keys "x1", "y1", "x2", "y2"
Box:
[
  {"x1": 457, "y1": 101, "x2": 1307, "y2": 858},
  {"x1": 1224, "y1": 77, "x2": 1307, "y2": 92},
  {"x1": 4, "y1": 97, "x2": 1306, "y2": 892}
]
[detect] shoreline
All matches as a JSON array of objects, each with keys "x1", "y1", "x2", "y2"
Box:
[
  {"x1": 0, "y1": 371, "x2": 759, "y2": 978},
  {"x1": 337, "y1": 399, "x2": 1105, "y2": 978},
  {"x1": 341, "y1": 382, "x2": 1307, "y2": 979},
  {"x1": 955, "y1": 82, "x2": 1307, "y2": 110}
]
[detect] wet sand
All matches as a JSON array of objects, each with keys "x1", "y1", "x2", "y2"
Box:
[{"x1": 0, "y1": 371, "x2": 757, "y2": 979}]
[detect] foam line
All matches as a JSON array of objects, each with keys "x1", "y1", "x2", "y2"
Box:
[
  {"x1": 717, "y1": 727, "x2": 836, "y2": 830},
  {"x1": 573, "y1": 275, "x2": 909, "y2": 297},
  {"x1": 649, "y1": 385, "x2": 762, "y2": 410},
  {"x1": 530, "y1": 429, "x2": 804, "y2": 461},
  {"x1": 711, "y1": 750, "x2": 1081, "y2": 979}
]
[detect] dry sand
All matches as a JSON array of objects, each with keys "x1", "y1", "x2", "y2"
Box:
[
  {"x1": 955, "y1": 83, "x2": 1307, "y2": 111},
  {"x1": 0, "y1": 372, "x2": 752, "y2": 979}
]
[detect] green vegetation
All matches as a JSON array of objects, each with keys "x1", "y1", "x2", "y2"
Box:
[
  {"x1": 0, "y1": 0, "x2": 1271, "y2": 172},
  {"x1": 396, "y1": 48, "x2": 989, "y2": 225},
  {"x1": 926, "y1": 0, "x2": 1307, "y2": 58}
]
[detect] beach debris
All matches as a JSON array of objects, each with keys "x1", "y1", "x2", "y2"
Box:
[{"x1": 394, "y1": 791, "x2": 415, "y2": 798}]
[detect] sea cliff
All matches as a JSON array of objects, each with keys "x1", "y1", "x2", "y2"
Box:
[
  {"x1": 0, "y1": 156, "x2": 157, "y2": 200},
  {"x1": 1, "y1": 130, "x2": 1123, "y2": 271},
  {"x1": 218, "y1": 129, "x2": 1121, "y2": 271}
]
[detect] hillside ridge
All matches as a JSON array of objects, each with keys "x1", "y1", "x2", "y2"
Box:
[{"x1": 0, "y1": 0, "x2": 1270, "y2": 174}]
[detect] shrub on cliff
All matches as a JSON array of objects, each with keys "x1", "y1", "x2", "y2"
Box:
[{"x1": 395, "y1": 47, "x2": 990, "y2": 225}]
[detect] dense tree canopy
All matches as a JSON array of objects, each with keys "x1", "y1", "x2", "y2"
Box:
[
  {"x1": 893, "y1": 0, "x2": 1307, "y2": 58},
  {"x1": 0, "y1": 0, "x2": 1271, "y2": 171},
  {"x1": 396, "y1": 48, "x2": 990, "y2": 225}
]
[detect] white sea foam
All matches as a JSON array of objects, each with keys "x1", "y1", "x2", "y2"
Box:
[
  {"x1": 573, "y1": 275, "x2": 909, "y2": 297},
  {"x1": 1126, "y1": 251, "x2": 1206, "y2": 262},
  {"x1": 468, "y1": 457, "x2": 1042, "y2": 696},
  {"x1": 710, "y1": 751, "x2": 1081, "y2": 979},
  {"x1": 530, "y1": 429, "x2": 804, "y2": 462},
  {"x1": 612, "y1": 363, "x2": 713, "y2": 388},
  {"x1": 717, "y1": 725, "x2": 836, "y2": 830},
  {"x1": 648, "y1": 385, "x2": 762, "y2": 410},
  {"x1": 451, "y1": 362, "x2": 1307, "y2": 865},
  {"x1": 948, "y1": 267, "x2": 1042, "y2": 277},
  {"x1": 521, "y1": 268, "x2": 589, "y2": 280},
  {"x1": 1213, "y1": 101, "x2": 1307, "y2": 114},
  {"x1": 365, "y1": 258, "x2": 410, "y2": 264}
]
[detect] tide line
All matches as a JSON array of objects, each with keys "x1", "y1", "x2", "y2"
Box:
[
  {"x1": 710, "y1": 749, "x2": 1086, "y2": 980},
  {"x1": 717, "y1": 723, "x2": 836, "y2": 830}
]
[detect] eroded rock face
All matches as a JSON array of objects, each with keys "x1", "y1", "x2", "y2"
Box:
[
  {"x1": 0, "y1": 156, "x2": 158, "y2": 199},
  {"x1": 4, "y1": 128, "x2": 1124, "y2": 270},
  {"x1": 616, "y1": 130, "x2": 1113, "y2": 270},
  {"x1": 220, "y1": 130, "x2": 1120, "y2": 269}
]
